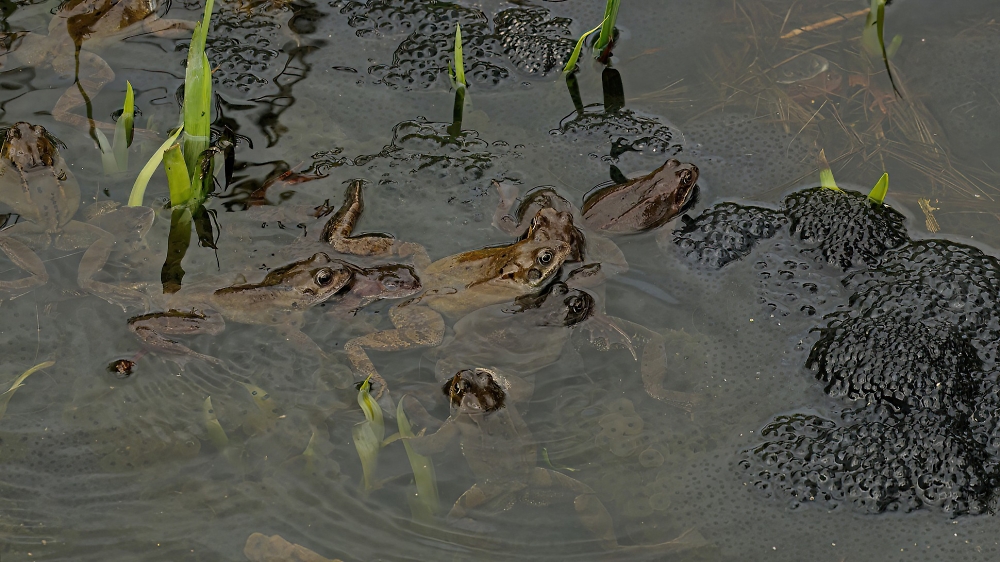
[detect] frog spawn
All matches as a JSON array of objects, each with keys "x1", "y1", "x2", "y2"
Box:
[
  {"x1": 680, "y1": 189, "x2": 1000, "y2": 514},
  {"x1": 332, "y1": 0, "x2": 574, "y2": 89}
]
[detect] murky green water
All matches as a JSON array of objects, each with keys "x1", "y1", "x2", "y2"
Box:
[{"x1": 3, "y1": 0, "x2": 1000, "y2": 560}]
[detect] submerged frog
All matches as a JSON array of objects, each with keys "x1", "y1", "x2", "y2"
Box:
[
  {"x1": 0, "y1": 122, "x2": 150, "y2": 307},
  {"x1": 403, "y1": 368, "x2": 707, "y2": 552},
  {"x1": 431, "y1": 280, "x2": 594, "y2": 381},
  {"x1": 0, "y1": 0, "x2": 195, "y2": 134},
  {"x1": 128, "y1": 252, "x2": 353, "y2": 364}
]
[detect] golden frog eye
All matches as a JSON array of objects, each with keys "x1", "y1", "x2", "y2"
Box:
[
  {"x1": 314, "y1": 268, "x2": 335, "y2": 287},
  {"x1": 537, "y1": 249, "x2": 553, "y2": 266}
]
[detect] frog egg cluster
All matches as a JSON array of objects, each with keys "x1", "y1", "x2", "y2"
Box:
[
  {"x1": 682, "y1": 112, "x2": 817, "y2": 197},
  {"x1": 332, "y1": 0, "x2": 573, "y2": 90},
  {"x1": 672, "y1": 187, "x2": 909, "y2": 322},
  {"x1": 208, "y1": 1, "x2": 286, "y2": 95},
  {"x1": 729, "y1": 194, "x2": 1000, "y2": 514},
  {"x1": 594, "y1": 398, "x2": 646, "y2": 457}
]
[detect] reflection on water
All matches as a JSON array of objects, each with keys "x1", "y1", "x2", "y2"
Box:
[{"x1": 5, "y1": 0, "x2": 1000, "y2": 560}]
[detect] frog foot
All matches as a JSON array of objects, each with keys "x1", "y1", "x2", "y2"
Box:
[{"x1": 243, "y1": 533, "x2": 339, "y2": 562}]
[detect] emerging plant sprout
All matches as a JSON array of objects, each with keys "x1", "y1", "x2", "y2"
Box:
[
  {"x1": 96, "y1": 82, "x2": 135, "y2": 175},
  {"x1": 594, "y1": 0, "x2": 621, "y2": 62},
  {"x1": 449, "y1": 23, "x2": 467, "y2": 90},
  {"x1": 818, "y1": 149, "x2": 840, "y2": 191},
  {"x1": 397, "y1": 398, "x2": 440, "y2": 520},
  {"x1": 352, "y1": 376, "x2": 385, "y2": 491},
  {"x1": 868, "y1": 172, "x2": 889, "y2": 204},
  {"x1": 862, "y1": 0, "x2": 901, "y2": 96},
  {"x1": 563, "y1": 18, "x2": 606, "y2": 74}
]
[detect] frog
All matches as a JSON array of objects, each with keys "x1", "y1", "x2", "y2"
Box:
[
  {"x1": 0, "y1": 0, "x2": 195, "y2": 134},
  {"x1": 494, "y1": 158, "x2": 699, "y2": 237},
  {"x1": 127, "y1": 252, "x2": 353, "y2": 365},
  {"x1": 0, "y1": 122, "x2": 151, "y2": 308},
  {"x1": 322, "y1": 261, "x2": 421, "y2": 317},
  {"x1": 402, "y1": 368, "x2": 707, "y2": 552},
  {"x1": 430, "y1": 280, "x2": 594, "y2": 382}
]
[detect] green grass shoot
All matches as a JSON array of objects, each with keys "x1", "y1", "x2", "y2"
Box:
[
  {"x1": 203, "y1": 396, "x2": 230, "y2": 451},
  {"x1": 862, "y1": 0, "x2": 900, "y2": 97},
  {"x1": 542, "y1": 447, "x2": 578, "y2": 472},
  {"x1": 352, "y1": 376, "x2": 385, "y2": 491},
  {"x1": 594, "y1": 0, "x2": 621, "y2": 58},
  {"x1": 163, "y1": 144, "x2": 193, "y2": 207},
  {"x1": 96, "y1": 82, "x2": 136, "y2": 175},
  {"x1": 818, "y1": 149, "x2": 840, "y2": 191},
  {"x1": 451, "y1": 23, "x2": 467, "y2": 89},
  {"x1": 868, "y1": 172, "x2": 889, "y2": 204},
  {"x1": 563, "y1": 19, "x2": 606, "y2": 74},
  {"x1": 0, "y1": 361, "x2": 54, "y2": 421},
  {"x1": 127, "y1": 126, "x2": 183, "y2": 206},
  {"x1": 397, "y1": 398, "x2": 440, "y2": 520}
]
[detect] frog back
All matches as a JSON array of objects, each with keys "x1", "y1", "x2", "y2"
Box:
[
  {"x1": 0, "y1": 156, "x2": 80, "y2": 230},
  {"x1": 459, "y1": 408, "x2": 537, "y2": 482}
]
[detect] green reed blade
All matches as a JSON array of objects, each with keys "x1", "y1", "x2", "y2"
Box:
[
  {"x1": 563, "y1": 18, "x2": 606, "y2": 74},
  {"x1": 397, "y1": 398, "x2": 440, "y2": 519},
  {"x1": 183, "y1": 0, "x2": 216, "y2": 176},
  {"x1": 203, "y1": 396, "x2": 230, "y2": 451},
  {"x1": 862, "y1": 0, "x2": 900, "y2": 97},
  {"x1": 128, "y1": 126, "x2": 183, "y2": 207},
  {"x1": 868, "y1": 172, "x2": 889, "y2": 204},
  {"x1": 0, "y1": 361, "x2": 54, "y2": 421},
  {"x1": 818, "y1": 149, "x2": 840, "y2": 191},
  {"x1": 594, "y1": 0, "x2": 621, "y2": 56},
  {"x1": 94, "y1": 127, "x2": 119, "y2": 175},
  {"x1": 161, "y1": 206, "x2": 192, "y2": 294},
  {"x1": 113, "y1": 81, "x2": 135, "y2": 175},
  {"x1": 353, "y1": 376, "x2": 385, "y2": 491},
  {"x1": 163, "y1": 143, "x2": 193, "y2": 207},
  {"x1": 452, "y1": 23, "x2": 467, "y2": 89}
]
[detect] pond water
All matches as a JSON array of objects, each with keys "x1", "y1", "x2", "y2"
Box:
[{"x1": 3, "y1": 0, "x2": 1000, "y2": 560}]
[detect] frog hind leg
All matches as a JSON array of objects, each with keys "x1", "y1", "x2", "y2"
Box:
[
  {"x1": 138, "y1": 18, "x2": 198, "y2": 38},
  {"x1": 0, "y1": 226, "x2": 48, "y2": 293},
  {"x1": 128, "y1": 309, "x2": 226, "y2": 366},
  {"x1": 447, "y1": 480, "x2": 513, "y2": 519},
  {"x1": 321, "y1": 179, "x2": 395, "y2": 256},
  {"x1": 528, "y1": 467, "x2": 619, "y2": 550},
  {"x1": 344, "y1": 304, "x2": 445, "y2": 397},
  {"x1": 60, "y1": 220, "x2": 151, "y2": 311},
  {"x1": 491, "y1": 180, "x2": 527, "y2": 237}
]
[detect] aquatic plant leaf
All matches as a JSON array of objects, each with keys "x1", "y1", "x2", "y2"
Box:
[
  {"x1": 818, "y1": 149, "x2": 840, "y2": 191},
  {"x1": 563, "y1": 19, "x2": 605, "y2": 74},
  {"x1": 182, "y1": 0, "x2": 215, "y2": 182},
  {"x1": 862, "y1": 0, "x2": 900, "y2": 96},
  {"x1": 542, "y1": 447, "x2": 578, "y2": 472},
  {"x1": 161, "y1": 206, "x2": 192, "y2": 294},
  {"x1": 594, "y1": 0, "x2": 621, "y2": 59},
  {"x1": 203, "y1": 396, "x2": 229, "y2": 451},
  {"x1": 127, "y1": 126, "x2": 183, "y2": 207},
  {"x1": 113, "y1": 81, "x2": 135, "y2": 171},
  {"x1": 868, "y1": 172, "x2": 889, "y2": 204},
  {"x1": 353, "y1": 377, "x2": 384, "y2": 490},
  {"x1": 0, "y1": 361, "x2": 54, "y2": 421},
  {"x1": 397, "y1": 398, "x2": 440, "y2": 519},
  {"x1": 163, "y1": 144, "x2": 193, "y2": 207},
  {"x1": 94, "y1": 128, "x2": 119, "y2": 175},
  {"x1": 452, "y1": 23, "x2": 467, "y2": 89}
]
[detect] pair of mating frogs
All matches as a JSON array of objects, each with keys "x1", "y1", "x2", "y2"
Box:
[{"x1": 0, "y1": 0, "x2": 194, "y2": 135}]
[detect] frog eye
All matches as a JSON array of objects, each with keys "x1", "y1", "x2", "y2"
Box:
[
  {"x1": 537, "y1": 249, "x2": 554, "y2": 266},
  {"x1": 314, "y1": 268, "x2": 336, "y2": 287},
  {"x1": 677, "y1": 169, "x2": 693, "y2": 185}
]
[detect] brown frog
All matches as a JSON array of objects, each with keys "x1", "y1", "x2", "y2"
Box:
[
  {"x1": 581, "y1": 159, "x2": 698, "y2": 233},
  {"x1": 403, "y1": 368, "x2": 707, "y2": 552},
  {"x1": 495, "y1": 158, "x2": 698, "y2": 237},
  {"x1": 431, "y1": 280, "x2": 594, "y2": 381},
  {"x1": 128, "y1": 252, "x2": 353, "y2": 364},
  {"x1": 0, "y1": 122, "x2": 151, "y2": 308},
  {"x1": 0, "y1": 0, "x2": 195, "y2": 134},
  {"x1": 322, "y1": 261, "x2": 421, "y2": 317}
]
